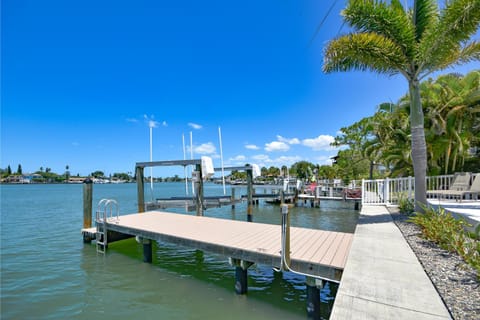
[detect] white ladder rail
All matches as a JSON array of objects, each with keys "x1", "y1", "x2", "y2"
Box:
[{"x1": 95, "y1": 199, "x2": 119, "y2": 254}]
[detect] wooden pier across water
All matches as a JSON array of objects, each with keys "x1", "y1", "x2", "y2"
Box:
[{"x1": 83, "y1": 210, "x2": 353, "y2": 283}]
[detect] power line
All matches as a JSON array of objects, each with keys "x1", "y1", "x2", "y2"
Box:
[{"x1": 308, "y1": 0, "x2": 340, "y2": 48}]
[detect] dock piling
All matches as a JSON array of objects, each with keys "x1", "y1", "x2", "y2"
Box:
[
  {"x1": 193, "y1": 164, "x2": 204, "y2": 216},
  {"x1": 136, "y1": 166, "x2": 145, "y2": 213},
  {"x1": 235, "y1": 267, "x2": 248, "y2": 294},
  {"x1": 83, "y1": 178, "x2": 93, "y2": 243},
  {"x1": 246, "y1": 165, "x2": 253, "y2": 222},
  {"x1": 143, "y1": 239, "x2": 152, "y2": 263},
  {"x1": 230, "y1": 258, "x2": 253, "y2": 294},
  {"x1": 137, "y1": 236, "x2": 153, "y2": 263},
  {"x1": 306, "y1": 276, "x2": 321, "y2": 320}
]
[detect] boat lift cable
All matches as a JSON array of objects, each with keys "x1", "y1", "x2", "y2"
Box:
[{"x1": 273, "y1": 204, "x2": 340, "y2": 284}]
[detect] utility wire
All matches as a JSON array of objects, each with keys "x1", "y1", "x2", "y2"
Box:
[{"x1": 307, "y1": 0, "x2": 340, "y2": 48}]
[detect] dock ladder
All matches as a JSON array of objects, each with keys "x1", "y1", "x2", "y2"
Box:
[{"x1": 95, "y1": 199, "x2": 119, "y2": 254}]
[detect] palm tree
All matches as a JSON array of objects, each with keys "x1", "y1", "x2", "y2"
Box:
[
  {"x1": 434, "y1": 71, "x2": 480, "y2": 173},
  {"x1": 323, "y1": 0, "x2": 480, "y2": 211}
]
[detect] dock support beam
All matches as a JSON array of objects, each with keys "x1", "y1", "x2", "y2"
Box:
[
  {"x1": 230, "y1": 258, "x2": 253, "y2": 294},
  {"x1": 306, "y1": 277, "x2": 322, "y2": 320},
  {"x1": 83, "y1": 178, "x2": 93, "y2": 243}
]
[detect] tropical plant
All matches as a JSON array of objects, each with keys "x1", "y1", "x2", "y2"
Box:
[
  {"x1": 409, "y1": 205, "x2": 480, "y2": 273},
  {"x1": 398, "y1": 194, "x2": 415, "y2": 214},
  {"x1": 290, "y1": 161, "x2": 317, "y2": 180},
  {"x1": 323, "y1": 0, "x2": 480, "y2": 211},
  {"x1": 423, "y1": 71, "x2": 480, "y2": 174}
]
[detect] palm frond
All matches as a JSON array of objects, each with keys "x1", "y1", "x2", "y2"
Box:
[
  {"x1": 323, "y1": 33, "x2": 408, "y2": 75},
  {"x1": 413, "y1": 0, "x2": 438, "y2": 42},
  {"x1": 343, "y1": 0, "x2": 416, "y2": 59},
  {"x1": 418, "y1": 0, "x2": 480, "y2": 76}
]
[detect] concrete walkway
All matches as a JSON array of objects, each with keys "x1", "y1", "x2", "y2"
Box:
[{"x1": 330, "y1": 205, "x2": 451, "y2": 319}]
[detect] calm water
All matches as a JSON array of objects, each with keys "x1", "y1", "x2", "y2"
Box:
[{"x1": 1, "y1": 183, "x2": 358, "y2": 319}]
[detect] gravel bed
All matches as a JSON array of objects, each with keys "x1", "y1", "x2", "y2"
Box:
[{"x1": 388, "y1": 208, "x2": 480, "y2": 320}]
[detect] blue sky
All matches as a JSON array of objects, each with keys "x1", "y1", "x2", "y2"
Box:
[{"x1": 2, "y1": 0, "x2": 478, "y2": 178}]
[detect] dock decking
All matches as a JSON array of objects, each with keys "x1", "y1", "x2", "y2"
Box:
[{"x1": 82, "y1": 210, "x2": 353, "y2": 282}]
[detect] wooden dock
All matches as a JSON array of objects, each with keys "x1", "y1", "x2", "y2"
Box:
[
  {"x1": 83, "y1": 210, "x2": 353, "y2": 282},
  {"x1": 81, "y1": 160, "x2": 355, "y2": 318}
]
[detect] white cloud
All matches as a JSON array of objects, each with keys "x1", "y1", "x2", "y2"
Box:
[
  {"x1": 194, "y1": 142, "x2": 216, "y2": 155},
  {"x1": 314, "y1": 155, "x2": 335, "y2": 165},
  {"x1": 275, "y1": 155, "x2": 302, "y2": 164},
  {"x1": 265, "y1": 141, "x2": 290, "y2": 152},
  {"x1": 245, "y1": 144, "x2": 260, "y2": 150},
  {"x1": 162, "y1": 121, "x2": 168, "y2": 127},
  {"x1": 252, "y1": 154, "x2": 271, "y2": 162},
  {"x1": 230, "y1": 155, "x2": 246, "y2": 162},
  {"x1": 277, "y1": 135, "x2": 300, "y2": 145},
  {"x1": 249, "y1": 154, "x2": 302, "y2": 169},
  {"x1": 188, "y1": 122, "x2": 202, "y2": 130},
  {"x1": 302, "y1": 135, "x2": 335, "y2": 151}
]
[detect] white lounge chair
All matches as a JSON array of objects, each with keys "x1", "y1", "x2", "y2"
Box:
[{"x1": 427, "y1": 172, "x2": 472, "y2": 201}]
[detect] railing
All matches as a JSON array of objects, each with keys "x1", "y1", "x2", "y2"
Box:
[
  {"x1": 362, "y1": 177, "x2": 414, "y2": 206},
  {"x1": 362, "y1": 173, "x2": 479, "y2": 206},
  {"x1": 310, "y1": 179, "x2": 362, "y2": 198}
]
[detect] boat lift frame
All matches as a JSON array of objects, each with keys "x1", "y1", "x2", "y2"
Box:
[{"x1": 135, "y1": 160, "x2": 255, "y2": 219}]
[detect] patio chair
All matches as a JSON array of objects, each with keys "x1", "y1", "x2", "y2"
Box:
[
  {"x1": 458, "y1": 175, "x2": 480, "y2": 200},
  {"x1": 427, "y1": 172, "x2": 472, "y2": 200}
]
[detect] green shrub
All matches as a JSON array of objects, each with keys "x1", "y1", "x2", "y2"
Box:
[
  {"x1": 398, "y1": 195, "x2": 415, "y2": 215},
  {"x1": 408, "y1": 205, "x2": 480, "y2": 275}
]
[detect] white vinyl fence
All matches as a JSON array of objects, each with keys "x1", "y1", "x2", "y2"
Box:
[{"x1": 362, "y1": 173, "x2": 479, "y2": 206}]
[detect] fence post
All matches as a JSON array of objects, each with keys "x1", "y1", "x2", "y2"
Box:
[
  {"x1": 384, "y1": 178, "x2": 390, "y2": 205},
  {"x1": 361, "y1": 179, "x2": 365, "y2": 205},
  {"x1": 408, "y1": 176, "x2": 413, "y2": 201}
]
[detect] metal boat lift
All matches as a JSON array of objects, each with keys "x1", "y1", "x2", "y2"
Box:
[{"x1": 135, "y1": 160, "x2": 257, "y2": 220}]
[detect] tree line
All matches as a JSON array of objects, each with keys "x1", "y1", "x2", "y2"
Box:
[{"x1": 331, "y1": 70, "x2": 479, "y2": 181}]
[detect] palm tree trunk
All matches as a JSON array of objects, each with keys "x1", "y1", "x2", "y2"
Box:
[
  {"x1": 409, "y1": 79, "x2": 427, "y2": 212},
  {"x1": 451, "y1": 119, "x2": 463, "y2": 173},
  {"x1": 445, "y1": 142, "x2": 452, "y2": 175}
]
